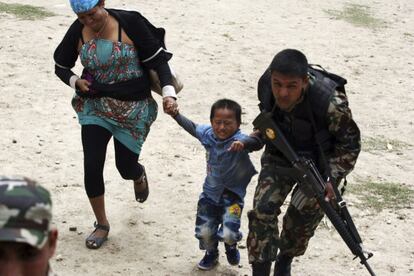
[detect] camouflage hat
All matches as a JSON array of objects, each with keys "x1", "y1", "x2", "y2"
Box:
[{"x1": 0, "y1": 176, "x2": 52, "y2": 249}]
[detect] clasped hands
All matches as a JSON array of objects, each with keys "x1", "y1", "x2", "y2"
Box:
[{"x1": 163, "y1": 96, "x2": 178, "y2": 116}]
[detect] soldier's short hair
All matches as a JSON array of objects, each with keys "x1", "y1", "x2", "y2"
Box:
[
  {"x1": 0, "y1": 176, "x2": 52, "y2": 249},
  {"x1": 269, "y1": 49, "x2": 308, "y2": 78}
]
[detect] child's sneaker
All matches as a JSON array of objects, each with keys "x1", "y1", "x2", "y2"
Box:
[
  {"x1": 197, "y1": 249, "x2": 219, "y2": 270},
  {"x1": 225, "y1": 243, "x2": 240, "y2": 265}
]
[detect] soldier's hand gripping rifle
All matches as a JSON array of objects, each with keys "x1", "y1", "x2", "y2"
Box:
[{"x1": 253, "y1": 112, "x2": 375, "y2": 276}]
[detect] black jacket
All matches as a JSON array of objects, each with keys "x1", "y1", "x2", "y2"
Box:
[{"x1": 54, "y1": 8, "x2": 172, "y2": 100}]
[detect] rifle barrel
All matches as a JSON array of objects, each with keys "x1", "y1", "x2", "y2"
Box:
[{"x1": 362, "y1": 260, "x2": 376, "y2": 276}]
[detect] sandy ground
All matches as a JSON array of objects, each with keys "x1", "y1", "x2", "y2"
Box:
[{"x1": 1, "y1": 0, "x2": 414, "y2": 275}]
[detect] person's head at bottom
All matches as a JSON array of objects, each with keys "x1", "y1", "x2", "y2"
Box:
[{"x1": 0, "y1": 176, "x2": 58, "y2": 276}]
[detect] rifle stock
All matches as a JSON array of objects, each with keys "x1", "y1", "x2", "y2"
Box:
[{"x1": 253, "y1": 112, "x2": 375, "y2": 276}]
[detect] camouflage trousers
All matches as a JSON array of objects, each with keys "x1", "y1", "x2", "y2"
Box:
[{"x1": 247, "y1": 153, "x2": 324, "y2": 263}]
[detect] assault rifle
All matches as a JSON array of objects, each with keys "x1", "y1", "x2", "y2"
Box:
[{"x1": 253, "y1": 112, "x2": 376, "y2": 276}]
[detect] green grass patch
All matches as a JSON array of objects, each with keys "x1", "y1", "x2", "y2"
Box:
[
  {"x1": 348, "y1": 180, "x2": 414, "y2": 211},
  {"x1": 362, "y1": 136, "x2": 410, "y2": 153},
  {"x1": 324, "y1": 3, "x2": 385, "y2": 29},
  {"x1": 0, "y1": 2, "x2": 55, "y2": 20},
  {"x1": 222, "y1": 33, "x2": 235, "y2": 41}
]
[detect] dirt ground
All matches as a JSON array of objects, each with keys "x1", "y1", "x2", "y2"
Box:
[{"x1": 0, "y1": 0, "x2": 413, "y2": 275}]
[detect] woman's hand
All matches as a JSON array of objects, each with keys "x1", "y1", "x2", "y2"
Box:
[
  {"x1": 163, "y1": 96, "x2": 178, "y2": 116},
  {"x1": 75, "y1": 78, "x2": 91, "y2": 93}
]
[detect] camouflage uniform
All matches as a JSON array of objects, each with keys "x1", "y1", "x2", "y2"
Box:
[
  {"x1": 247, "y1": 89, "x2": 361, "y2": 263},
  {"x1": 0, "y1": 176, "x2": 53, "y2": 249}
]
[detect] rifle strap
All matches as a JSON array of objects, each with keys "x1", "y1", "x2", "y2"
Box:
[{"x1": 305, "y1": 98, "x2": 330, "y2": 174}]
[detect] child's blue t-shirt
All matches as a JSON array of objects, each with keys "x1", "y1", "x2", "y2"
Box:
[{"x1": 195, "y1": 124, "x2": 257, "y2": 204}]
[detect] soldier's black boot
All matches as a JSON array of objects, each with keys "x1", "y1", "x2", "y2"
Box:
[
  {"x1": 252, "y1": 261, "x2": 272, "y2": 276},
  {"x1": 274, "y1": 254, "x2": 293, "y2": 276}
]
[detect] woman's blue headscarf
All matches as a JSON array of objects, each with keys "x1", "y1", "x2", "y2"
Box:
[{"x1": 70, "y1": 0, "x2": 100, "y2": 13}]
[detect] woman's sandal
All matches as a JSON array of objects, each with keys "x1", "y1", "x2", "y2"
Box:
[
  {"x1": 85, "y1": 222, "x2": 110, "y2": 249},
  {"x1": 134, "y1": 166, "x2": 149, "y2": 203}
]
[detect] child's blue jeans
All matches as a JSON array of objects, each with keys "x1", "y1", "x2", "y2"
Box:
[{"x1": 195, "y1": 190, "x2": 244, "y2": 251}]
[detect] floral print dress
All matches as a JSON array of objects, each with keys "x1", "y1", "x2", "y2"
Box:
[{"x1": 72, "y1": 38, "x2": 157, "y2": 155}]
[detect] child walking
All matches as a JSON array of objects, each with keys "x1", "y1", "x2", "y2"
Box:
[{"x1": 167, "y1": 99, "x2": 263, "y2": 270}]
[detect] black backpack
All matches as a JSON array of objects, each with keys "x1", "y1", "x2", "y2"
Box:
[{"x1": 257, "y1": 64, "x2": 347, "y2": 112}]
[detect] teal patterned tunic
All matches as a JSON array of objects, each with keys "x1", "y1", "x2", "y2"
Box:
[{"x1": 72, "y1": 38, "x2": 158, "y2": 154}]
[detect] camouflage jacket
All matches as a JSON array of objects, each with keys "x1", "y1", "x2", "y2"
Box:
[
  {"x1": 325, "y1": 89, "x2": 361, "y2": 180},
  {"x1": 264, "y1": 88, "x2": 361, "y2": 182}
]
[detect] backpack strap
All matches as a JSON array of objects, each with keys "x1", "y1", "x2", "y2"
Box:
[
  {"x1": 258, "y1": 68, "x2": 274, "y2": 112},
  {"x1": 305, "y1": 98, "x2": 329, "y2": 173},
  {"x1": 309, "y1": 64, "x2": 347, "y2": 93}
]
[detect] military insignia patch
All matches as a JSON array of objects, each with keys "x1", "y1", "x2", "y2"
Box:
[{"x1": 265, "y1": 128, "x2": 276, "y2": 140}]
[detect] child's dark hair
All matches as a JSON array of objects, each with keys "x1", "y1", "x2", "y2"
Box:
[
  {"x1": 210, "y1": 99, "x2": 242, "y2": 124},
  {"x1": 269, "y1": 49, "x2": 308, "y2": 77}
]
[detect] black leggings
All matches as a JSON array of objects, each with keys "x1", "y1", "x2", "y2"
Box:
[{"x1": 81, "y1": 125, "x2": 144, "y2": 198}]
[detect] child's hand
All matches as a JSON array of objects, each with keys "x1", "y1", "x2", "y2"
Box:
[
  {"x1": 164, "y1": 105, "x2": 179, "y2": 117},
  {"x1": 166, "y1": 108, "x2": 179, "y2": 117},
  {"x1": 228, "y1": 141, "x2": 245, "y2": 152}
]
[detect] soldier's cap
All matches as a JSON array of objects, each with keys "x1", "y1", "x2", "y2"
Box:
[{"x1": 0, "y1": 176, "x2": 52, "y2": 249}]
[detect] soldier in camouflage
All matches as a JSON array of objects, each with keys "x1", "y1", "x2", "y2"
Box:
[
  {"x1": 247, "y1": 49, "x2": 361, "y2": 276},
  {"x1": 0, "y1": 176, "x2": 58, "y2": 276}
]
